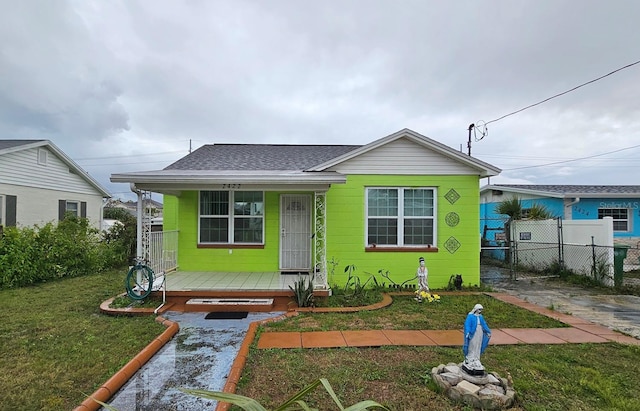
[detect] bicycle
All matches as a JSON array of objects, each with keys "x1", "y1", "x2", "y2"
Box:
[{"x1": 125, "y1": 258, "x2": 156, "y2": 300}]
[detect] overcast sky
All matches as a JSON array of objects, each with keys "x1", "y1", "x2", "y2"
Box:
[{"x1": 2, "y1": 0, "x2": 639, "y2": 199}]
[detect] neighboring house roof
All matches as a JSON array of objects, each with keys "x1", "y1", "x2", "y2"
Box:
[
  {"x1": 0, "y1": 139, "x2": 111, "y2": 197},
  {"x1": 111, "y1": 128, "x2": 501, "y2": 191},
  {"x1": 481, "y1": 184, "x2": 640, "y2": 199}
]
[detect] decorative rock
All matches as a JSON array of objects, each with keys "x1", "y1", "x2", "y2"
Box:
[
  {"x1": 431, "y1": 363, "x2": 516, "y2": 410},
  {"x1": 456, "y1": 380, "x2": 481, "y2": 395},
  {"x1": 439, "y1": 372, "x2": 462, "y2": 386}
]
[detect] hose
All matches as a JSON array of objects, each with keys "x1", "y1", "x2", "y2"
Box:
[{"x1": 125, "y1": 264, "x2": 154, "y2": 300}]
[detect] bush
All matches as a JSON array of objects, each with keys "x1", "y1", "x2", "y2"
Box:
[
  {"x1": 102, "y1": 207, "x2": 137, "y2": 266},
  {"x1": 0, "y1": 216, "x2": 109, "y2": 289}
]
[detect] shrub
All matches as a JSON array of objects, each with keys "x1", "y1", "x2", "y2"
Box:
[
  {"x1": 102, "y1": 207, "x2": 137, "y2": 266},
  {"x1": 0, "y1": 216, "x2": 109, "y2": 289}
]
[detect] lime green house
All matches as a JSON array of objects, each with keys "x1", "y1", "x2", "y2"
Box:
[{"x1": 111, "y1": 129, "x2": 500, "y2": 290}]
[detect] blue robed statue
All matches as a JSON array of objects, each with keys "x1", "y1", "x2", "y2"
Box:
[{"x1": 462, "y1": 303, "x2": 491, "y2": 376}]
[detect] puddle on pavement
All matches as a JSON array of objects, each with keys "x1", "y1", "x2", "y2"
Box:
[{"x1": 104, "y1": 311, "x2": 283, "y2": 411}]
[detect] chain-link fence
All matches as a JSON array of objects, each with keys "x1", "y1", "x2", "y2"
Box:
[{"x1": 481, "y1": 217, "x2": 640, "y2": 286}]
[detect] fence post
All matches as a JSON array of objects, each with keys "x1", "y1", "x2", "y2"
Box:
[
  {"x1": 557, "y1": 217, "x2": 565, "y2": 270},
  {"x1": 591, "y1": 236, "x2": 597, "y2": 281}
]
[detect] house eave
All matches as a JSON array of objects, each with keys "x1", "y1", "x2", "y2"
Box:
[
  {"x1": 480, "y1": 184, "x2": 640, "y2": 199},
  {"x1": 110, "y1": 170, "x2": 347, "y2": 194}
]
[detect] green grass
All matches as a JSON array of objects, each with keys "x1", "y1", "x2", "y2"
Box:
[
  {"x1": 263, "y1": 294, "x2": 566, "y2": 332},
  {"x1": 236, "y1": 344, "x2": 640, "y2": 410},
  {"x1": 0, "y1": 267, "x2": 165, "y2": 411}
]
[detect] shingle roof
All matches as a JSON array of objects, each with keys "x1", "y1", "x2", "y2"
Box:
[
  {"x1": 0, "y1": 140, "x2": 46, "y2": 151},
  {"x1": 490, "y1": 184, "x2": 640, "y2": 195},
  {"x1": 164, "y1": 144, "x2": 361, "y2": 171}
]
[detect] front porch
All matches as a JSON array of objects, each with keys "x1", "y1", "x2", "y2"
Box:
[{"x1": 151, "y1": 271, "x2": 327, "y2": 312}]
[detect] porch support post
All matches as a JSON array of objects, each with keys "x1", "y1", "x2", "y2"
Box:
[{"x1": 314, "y1": 191, "x2": 328, "y2": 288}]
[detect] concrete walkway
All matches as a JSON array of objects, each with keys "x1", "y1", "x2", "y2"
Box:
[{"x1": 256, "y1": 291, "x2": 640, "y2": 349}]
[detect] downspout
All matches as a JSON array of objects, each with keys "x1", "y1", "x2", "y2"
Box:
[
  {"x1": 565, "y1": 197, "x2": 580, "y2": 220},
  {"x1": 100, "y1": 198, "x2": 108, "y2": 232}
]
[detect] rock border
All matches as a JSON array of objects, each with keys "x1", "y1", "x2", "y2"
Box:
[{"x1": 432, "y1": 362, "x2": 516, "y2": 410}]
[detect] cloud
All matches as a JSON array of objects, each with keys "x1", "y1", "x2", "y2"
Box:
[{"x1": 1, "y1": 0, "x2": 640, "y2": 198}]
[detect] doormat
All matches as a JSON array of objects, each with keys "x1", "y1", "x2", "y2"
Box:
[{"x1": 205, "y1": 311, "x2": 249, "y2": 320}]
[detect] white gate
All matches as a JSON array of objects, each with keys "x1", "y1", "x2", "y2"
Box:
[{"x1": 279, "y1": 194, "x2": 311, "y2": 271}]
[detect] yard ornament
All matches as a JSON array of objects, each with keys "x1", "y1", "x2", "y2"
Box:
[
  {"x1": 462, "y1": 303, "x2": 491, "y2": 376},
  {"x1": 414, "y1": 256, "x2": 429, "y2": 302}
]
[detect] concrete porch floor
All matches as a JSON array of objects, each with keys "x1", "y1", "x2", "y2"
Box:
[{"x1": 163, "y1": 271, "x2": 305, "y2": 291}]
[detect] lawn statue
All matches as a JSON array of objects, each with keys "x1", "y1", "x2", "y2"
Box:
[
  {"x1": 462, "y1": 303, "x2": 491, "y2": 376},
  {"x1": 414, "y1": 256, "x2": 429, "y2": 302}
]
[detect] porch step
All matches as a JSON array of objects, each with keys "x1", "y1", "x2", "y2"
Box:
[{"x1": 184, "y1": 298, "x2": 275, "y2": 312}]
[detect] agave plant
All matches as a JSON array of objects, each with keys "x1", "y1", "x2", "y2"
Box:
[
  {"x1": 91, "y1": 378, "x2": 389, "y2": 411},
  {"x1": 180, "y1": 378, "x2": 390, "y2": 411},
  {"x1": 289, "y1": 274, "x2": 315, "y2": 307}
]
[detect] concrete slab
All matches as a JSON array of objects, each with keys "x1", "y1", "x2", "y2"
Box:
[
  {"x1": 301, "y1": 331, "x2": 347, "y2": 348},
  {"x1": 500, "y1": 328, "x2": 566, "y2": 344},
  {"x1": 257, "y1": 332, "x2": 302, "y2": 349},
  {"x1": 541, "y1": 327, "x2": 609, "y2": 343},
  {"x1": 383, "y1": 330, "x2": 437, "y2": 346},
  {"x1": 342, "y1": 330, "x2": 392, "y2": 347},
  {"x1": 421, "y1": 330, "x2": 463, "y2": 346}
]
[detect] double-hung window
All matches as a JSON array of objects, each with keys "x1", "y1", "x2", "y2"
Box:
[
  {"x1": 598, "y1": 208, "x2": 629, "y2": 232},
  {"x1": 66, "y1": 201, "x2": 79, "y2": 217},
  {"x1": 366, "y1": 187, "x2": 436, "y2": 247},
  {"x1": 199, "y1": 191, "x2": 264, "y2": 244}
]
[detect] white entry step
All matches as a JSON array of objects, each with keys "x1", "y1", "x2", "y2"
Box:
[{"x1": 186, "y1": 298, "x2": 274, "y2": 306}]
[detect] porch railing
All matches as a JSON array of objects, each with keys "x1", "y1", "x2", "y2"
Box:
[{"x1": 148, "y1": 230, "x2": 178, "y2": 274}]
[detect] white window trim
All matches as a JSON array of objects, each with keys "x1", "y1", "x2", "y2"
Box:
[
  {"x1": 365, "y1": 187, "x2": 437, "y2": 247},
  {"x1": 66, "y1": 200, "x2": 80, "y2": 217},
  {"x1": 198, "y1": 190, "x2": 265, "y2": 244},
  {"x1": 598, "y1": 208, "x2": 631, "y2": 232},
  {"x1": 37, "y1": 148, "x2": 48, "y2": 165}
]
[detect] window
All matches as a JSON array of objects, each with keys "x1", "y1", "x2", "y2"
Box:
[
  {"x1": 366, "y1": 187, "x2": 435, "y2": 247},
  {"x1": 0, "y1": 195, "x2": 4, "y2": 226},
  {"x1": 598, "y1": 208, "x2": 629, "y2": 232},
  {"x1": 199, "y1": 191, "x2": 264, "y2": 244},
  {"x1": 65, "y1": 201, "x2": 79, "y2": 217},
  {"x1": 37, "y1": 148, "x2": 48, "y2": 165}
]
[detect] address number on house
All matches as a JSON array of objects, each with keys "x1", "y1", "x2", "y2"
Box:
[{"x1": 222, "y1": 184, "x2": 242, "y2": 189}]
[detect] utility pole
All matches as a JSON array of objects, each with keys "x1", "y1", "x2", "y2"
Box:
[{"x1": 467, "y1": 124, "x2": 474, "y2": 156}]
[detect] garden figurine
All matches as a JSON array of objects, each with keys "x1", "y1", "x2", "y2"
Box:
[
  {"x1": 414, "y1": 256, "x2": 429, "y2": 302},
  {"x1": 462, "y1": 303, "x2": 491, "y2": 376}
]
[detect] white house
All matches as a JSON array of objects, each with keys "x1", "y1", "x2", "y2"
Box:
[{"x1": 0, "y1": 140, "x2": 111, "y2": 229}]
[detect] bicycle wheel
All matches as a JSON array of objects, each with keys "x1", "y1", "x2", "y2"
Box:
[{"x1": 125, "y1": 264, "x2": 154, "y2": 300}]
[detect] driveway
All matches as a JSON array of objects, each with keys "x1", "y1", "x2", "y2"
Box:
[{"x1": 482, "y1": 265, "x2": 640, "y2": 339}]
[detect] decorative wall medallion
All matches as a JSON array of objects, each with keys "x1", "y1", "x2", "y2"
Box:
[
  {"x1": 444, "y1": 189, "x2": 460, "y2": 204},
  {"x1": 445, "y1": 212, "x2": 460, "y2": 227},
  {"x1": 444, "y1": 236, "x2": 461, "y2": 254}
]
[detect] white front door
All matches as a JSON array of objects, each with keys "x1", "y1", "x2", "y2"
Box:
[{"x1": 279, "y1": 194, "x2": 312, "y2": 272}]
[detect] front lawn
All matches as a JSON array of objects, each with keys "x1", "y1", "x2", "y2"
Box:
[
  {"x1": 0, "y1": 267, "x2": 165, "y2": 410},
  {"x1": 263, "y1": 294, "x2": 566, "y2": 332}
]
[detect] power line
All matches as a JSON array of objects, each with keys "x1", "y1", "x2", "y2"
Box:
[
  {"x1": 468, "y1": 59, "x2": 640, "y2": 152},
  {"x1": 485, "y1": 59, "x2": 640, "y2": 126},
  {"x1": 75, "y1": 150, "x2": 185, "y2": 161},
  {"x1": 501, "y1": 143, "x2": 640, "y2": 171}
]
